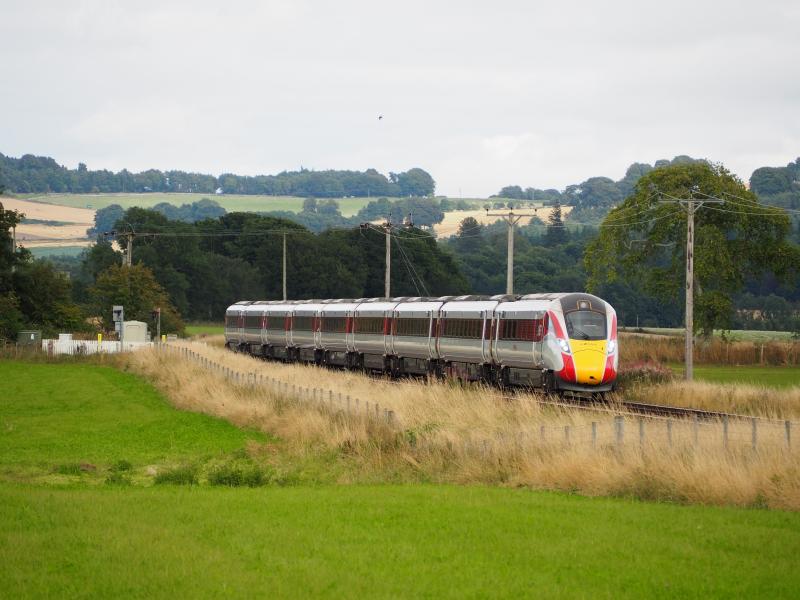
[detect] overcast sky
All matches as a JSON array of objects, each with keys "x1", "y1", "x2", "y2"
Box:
[{"x1": 1, "y1": 0, "x2": 798, "y2": 197}]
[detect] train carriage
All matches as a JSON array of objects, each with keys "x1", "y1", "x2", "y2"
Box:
[
  {"x1": 262, "y1": 301, "x2": 295, "y2": 359},
  {"x1": 289, "y1": 301, "x2": 326, "y2": 362},
  {"x1": 390, "y1": 298, "x2": 444, "y2": 375},
  {"x1": 319, "y1": 300, "x2": 359, "y2": 367},
  {"x1": 438, "y1": 298, "x2": 498, "y2": 380},
  {"x1": 352, "y1": 298, "x2": 400, "y2": 371}
]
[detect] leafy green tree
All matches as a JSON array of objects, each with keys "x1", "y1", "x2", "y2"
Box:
[
  {"x1": 584, "y1": 162, "x2": 798, "y2": 335},
  {"x1": 545, "y1": 201, "x2": 567, "y2": 245},
  {"x1": 90, "y1": 264, "x2": 184, "y2": 334},
  {"x1": 391, "y1": 168, "x2": 435, "y2": 196}
]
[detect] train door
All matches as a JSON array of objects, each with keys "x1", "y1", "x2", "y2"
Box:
[
  {"x1": 533, "y1": 311, "x2": 548, "y2": 366},
  {"x1": 480, "y1": 310, "x2": 492, "y2": 364}
]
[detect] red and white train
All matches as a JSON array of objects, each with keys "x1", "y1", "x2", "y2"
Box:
[{"x1": 224, "y1": 293, "x2": 618, "y2": 395}]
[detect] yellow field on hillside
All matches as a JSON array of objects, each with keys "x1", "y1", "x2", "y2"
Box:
[
  {"x1": 2, "y1": 197, "x2": 95, "y2": 247},
  {"x1": 433, "y1": 206, "x2": 573, "y2": 238}
]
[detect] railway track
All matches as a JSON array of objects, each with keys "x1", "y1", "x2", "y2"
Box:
[
  {"x1": 532, "y1": 391, "x2": 749, "y2": 422},
  {"x1": 225, "y1": 346, "x2": 755, "y2": 423}
]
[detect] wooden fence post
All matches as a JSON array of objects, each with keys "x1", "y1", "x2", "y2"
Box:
[
  {"x1": 638, "y1": 418, "x2": 645, "y2": 449},
  {"x1": 786, "y1": 421, "x2": 792, "y2": 449},
  {"x1": 692, "y1": 415, "x2": 699, "y2": 447},
  {"x1": 723, "y1": 416, "x2": 729, "y2": 450},
  {"x1": 667, "y1": 420, "x2": 673, "y2": 447},
  {"x1": 614, "y1": 416, "x2": 624, "y2": 449},
  {"x1": 540, "y1": 425, "x2": 546, "y2": 442},
  {"x1": 751, "y1": 417, "x2": 758, "y2": 452},
  {"x1": 564, "y1": 425, "x2": 570, "y2": 445},
  {"x1": 591, "y1": 422, "x2": 597, "y2": 450}
]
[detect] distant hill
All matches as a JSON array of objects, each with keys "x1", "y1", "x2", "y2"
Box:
[
  {"x1": 493, "y1": 156, "x2": 705, "y2": 222},
  {"x1": 0, "y1": 152, "x2": 435, "y2": 198}
]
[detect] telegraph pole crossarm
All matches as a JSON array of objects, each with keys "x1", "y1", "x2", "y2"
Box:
[
  {"x1": 485, "y1": 206, "x2": 539, "y2": 294},
  {"x1": 657, "y1": 188, "x2": 724, "y2": 381},
  {"x1": 361, "y1": 216, "x2": 414, "y2": 299}
]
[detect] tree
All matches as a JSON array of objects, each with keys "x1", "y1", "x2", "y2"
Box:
[
  {"x1": 89, "y1": 264, "x2": 184, "y2": 334},
  {"x1": 545, "y1": 201, "x2": 567, "y2": 245},
  {"x1": 89, "y1": 204, "x2": 125, "y2": 237},
  {"x1": 392, "y1": 168, "x2": 435, "y2": 196},
  {"x1": 584, "y1": 162, "x2": 799, "y2": 335},
  {"x1": 302, "y1": 197, "x2": 318, "y2": 213}
]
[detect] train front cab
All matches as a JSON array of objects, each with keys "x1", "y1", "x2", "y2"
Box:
[{"x1": 549, "y1": 293, "x2": 617, "y2": 394}]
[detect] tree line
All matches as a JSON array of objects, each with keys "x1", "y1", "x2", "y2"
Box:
[
  {"x1": 0, "y1": 152, "x2": 435, "y2": 197},
  {"x1": 1, "y1": 202, "x2": 468, "y2": 340},
  {"x1": 495, "y1": 156, "x2": 705, "y2": 222}
]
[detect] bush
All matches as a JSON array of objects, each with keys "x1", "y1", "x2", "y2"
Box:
[
  {"x1": 105, "y1": 472, "x2": 131, "y2": 486},
  {"x1": 53, "y1": 463, "x2": 82, "y2": 475},
  {"x1": 208, "y1": 463, "x2": 269, "y2": 487},
  {"x1": 154, "y1": 465, "x2": 198, "y2": 485},
  {"x1": 617, "y1": 361, "x2": 675, "y2": 387},
  {"x1": 112, "y1": 459, "x2": 132, "y2": 472}
]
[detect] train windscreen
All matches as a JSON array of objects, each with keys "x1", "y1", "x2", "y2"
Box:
[{"x1": 564, "y1": 311, "x2": 606, "y2": 340}]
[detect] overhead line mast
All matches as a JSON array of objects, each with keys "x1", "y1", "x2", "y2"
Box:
[{"x1": 485, "y1": 206, "x2": 539, "y2": 294}]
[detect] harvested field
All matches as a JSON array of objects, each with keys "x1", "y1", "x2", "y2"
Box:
[
  {"x1": 433, "y1": 206, "x2": 573, "y2": 238},
  {"x1": 2, "y1": 196, "x2": 94, "y2": 247}
]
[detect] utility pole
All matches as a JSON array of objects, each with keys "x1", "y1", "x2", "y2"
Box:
[
  {"x1": 361, "y1": 215, "x2": 413, "y2": 298},
  {"x1": 125, "y1": 231, "x2": 133, "y2": 267},
  {"x1": 658, "y1": 187, "x2": 724, "y2": 381},
  {"x1": 10, "y1": 225, "x2": 15, "y2": 274},
  {"x1": 282, "y1": 232, "x2": 287, "y2": 301},
  {"x1": 485, "y1": 206, "x2": 539, "y2": 294}
]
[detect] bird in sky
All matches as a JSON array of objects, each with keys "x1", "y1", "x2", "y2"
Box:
[{"x1": 378, "y1": 115, "x2": 383, "y2": 120}]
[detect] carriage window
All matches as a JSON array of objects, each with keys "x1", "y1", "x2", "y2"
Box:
[
  {"x1": 564, "y1": 311, "x2": 606, "y2": 340},
  {"x1": 293, "y1": 316, "x2": 314, "y2": 331},
  {"x1": 244, "y1": 315, "x2": 262, "y2": 329},
  {"x1": 441, "y1": 318, "x2": 483, "y2": 339},
  {"x1": 354, "y1": 317, "x2": 384, "y2": 334},
  {"x1": 321, "y1": 317, "x2": 347, "y2": 333},
  {"x1": 395, "y1": 318, "x2": 429, "y2": 337},
  {"x1": 498, "y1": 318, "x2": 547, "y2": 342}
]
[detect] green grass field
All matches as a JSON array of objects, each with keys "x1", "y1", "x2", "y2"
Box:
[
  {"x1": 1, "y1": 359, "x2": 799, "y2": 597},
  {"x1": 623, "y1": 326, "x2": 797, "y2": 342},
  {"x1": 669, "y1": 364, "x2": 800, "y2": 388},
  {"x1": 23, "y1": 193, "x2": 381, "y2": 216},
  {"x1": 185, "y1": 323, "x2": 224, "y2": 337},
  {"x1": 27, "y1": 245, "x2": 87, "y2": 258}
]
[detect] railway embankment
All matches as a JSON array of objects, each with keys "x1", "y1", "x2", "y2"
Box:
[{"x1": 112, "y1": 342, "x2": 800, "y2": 510}]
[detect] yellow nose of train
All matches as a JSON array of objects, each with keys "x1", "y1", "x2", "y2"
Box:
[{"x1": 569, "y1": 340, "x2": 607, "y2": 385}]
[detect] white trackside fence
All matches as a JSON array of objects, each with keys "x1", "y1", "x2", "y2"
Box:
[{"x1": 42, "y1": 339, "x2": 153, "y2": 356}]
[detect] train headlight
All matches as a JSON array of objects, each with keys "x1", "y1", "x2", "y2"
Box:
[
  {"x1": 607, "y1": 340, "x2": 617, "y2": 355},
  {"x1": 557, "y1": 338, "x2": 571, "y2": 354}
]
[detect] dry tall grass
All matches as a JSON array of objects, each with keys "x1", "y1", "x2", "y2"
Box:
[
  {"x1": 115, "y1": 342, "x2": 800, "y2": 510},
  {"x1": 625, "y1": 381, "x2": 800, "y2": 419},
  {"x1": 620, "y1": 333, "x2": 800, "y2": 366}
]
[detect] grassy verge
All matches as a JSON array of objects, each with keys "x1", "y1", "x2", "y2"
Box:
[
  {"x1": 0, "y1": 361, "x2": 265, "y2": 482},
  {"x1": 2, "y1": 484, "x2": 799, "y2": 598},
  {"x1": 667, "y1": 364, "x2": 800, "y2": 388},
  {"x1": 185, "y1": 323, "x2": 224, "y2": 336}
]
